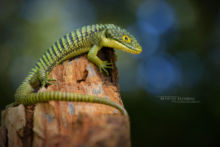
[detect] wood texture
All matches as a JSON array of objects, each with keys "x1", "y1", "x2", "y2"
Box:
[{"x1": 0, "y1": 48, "x2": 131, "y2": 147}]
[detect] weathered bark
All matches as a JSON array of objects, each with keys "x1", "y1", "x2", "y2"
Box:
[{"x1": 0, "y1": 48, "x2": 130, "y2": 147}]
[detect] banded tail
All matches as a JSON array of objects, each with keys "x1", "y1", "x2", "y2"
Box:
[{"x1": 15, "y1": 91, "x2": 127, "y2": 115}]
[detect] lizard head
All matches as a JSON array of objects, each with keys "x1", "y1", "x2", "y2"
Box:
[{"x1": 102, "y1": 25, "x2": 142, "y2": 54}]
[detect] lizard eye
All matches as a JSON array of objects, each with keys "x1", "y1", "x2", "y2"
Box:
[{"x1": 122, "y1": 35, "x2": 131, "y2": 43}]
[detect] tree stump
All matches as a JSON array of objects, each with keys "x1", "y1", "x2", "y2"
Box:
[{"x1": 0, "y1": 48, "x2": 130, "y2": 147}]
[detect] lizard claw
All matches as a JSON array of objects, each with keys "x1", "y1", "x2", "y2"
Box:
[
  {"x1": 99, "y1": 61, "x2": 113, "y2": 76},
  {"x1": 42, "y1": 78, "x2": 56, "y2": 87},
  {"x1": 39, "y1": 68, "x2": 56, "y2": 88}
]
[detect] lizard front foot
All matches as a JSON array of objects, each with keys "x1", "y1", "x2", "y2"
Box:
[{"x1": 98, "y1": 61, "x2": 113, "y2": 76}]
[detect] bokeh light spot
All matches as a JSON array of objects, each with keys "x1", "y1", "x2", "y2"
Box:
[
  {"x1": 138, "y1": 55, "x2": 181, "y2": 94},
  {"x1": 137, "y1": 0, "x2": 175, "y2": 35}
]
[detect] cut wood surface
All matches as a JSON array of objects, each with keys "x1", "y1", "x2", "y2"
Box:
[{"x1": 0, "y1": 48, "x2": 131, "y2": 147}]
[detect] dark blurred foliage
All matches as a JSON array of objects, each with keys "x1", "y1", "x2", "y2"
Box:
[{"x1": 0, "y1": 0, "x2": 220, "y2": 146}]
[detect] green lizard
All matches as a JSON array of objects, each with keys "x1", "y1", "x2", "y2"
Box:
[{"x1": 14, "y1": 24, "x2": 142, "y2": 115}]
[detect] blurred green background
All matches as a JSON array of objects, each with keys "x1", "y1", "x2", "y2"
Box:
[{"x1": 0, "y1": 0, "x2": 219, "y2": 146}]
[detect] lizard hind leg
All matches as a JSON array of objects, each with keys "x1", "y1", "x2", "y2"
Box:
[{"x1": 38, "y1": 67, "x2": 56, "y2": 88}]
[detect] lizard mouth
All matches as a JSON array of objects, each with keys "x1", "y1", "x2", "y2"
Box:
[
  {"x1": 122, "y1": 47, "x2": 142, "y2": 54},
  {"x1": 102, "y1": 38, "x2": 142, "y2": 55},
  {"x1": 118, "y1": 44, "x2": 142, "y2": 54}
]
